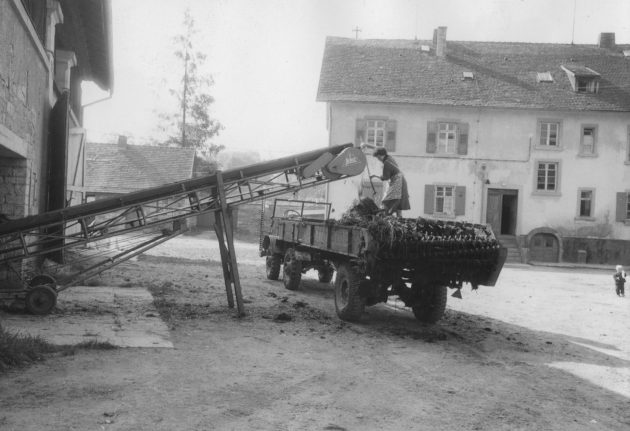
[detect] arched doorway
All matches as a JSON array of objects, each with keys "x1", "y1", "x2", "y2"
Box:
[{"x1": 529, "y1": 232, "x2": 560, "y2": 262}]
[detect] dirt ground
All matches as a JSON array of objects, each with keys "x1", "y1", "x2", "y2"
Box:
[{"x1": 1, "y1": 233, "x2": 629, "y2": 431}]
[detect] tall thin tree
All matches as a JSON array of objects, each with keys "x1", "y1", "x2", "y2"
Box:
[{"x1": 160, "y1": 9, "x2": 223, "y2": 160}]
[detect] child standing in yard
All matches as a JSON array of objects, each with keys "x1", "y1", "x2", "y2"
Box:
[{"x1": 613, "y1": 265, "x2": 626, "y2": 297}]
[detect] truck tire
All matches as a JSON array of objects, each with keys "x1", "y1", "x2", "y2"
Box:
[
  {"x1": 283, "y1": 248, "x2": 302, "y2": 290},
  {"x1": 317, "y1": 261, "x2": 335, "y2": 283},
  {"x1": 411, "y1": 284, "x2": 447, "y2": 324},
  {"x1": 266, "y1": 254, "x2": 282, "y2": 280},
  {"x1": 334, "y1": 263, "x2": 365, "y2": 321}
]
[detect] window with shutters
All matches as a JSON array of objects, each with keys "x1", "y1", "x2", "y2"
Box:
[
  {"x1": 438, "y1": 123, "x2": 457, "y2": 154},
  {"x1": 355, "y1": 118, "x2": 397, "y2": 152},
  {"x1": 535, "y1": 161, "x2": 560, "y2": 193},
  {"x1": 577, "y1": 188, "x2": 594, "y2": 218},
  {"x1": 579, "y1": 125, "x2": 597, "y2": 156},
  {"x1": 615, "y1": 192, "x2": 630, "y2": 222},
  {"x1": 426, "y1": 121, "x2": 469, "y2": 156},
  {"x1": 366, "y1": 120, "x2": 386, "y2": 148},
  {"x1": 424, "y1": 184, "x2": 466, "y2": 217},
  {"x1": 435, "y1": 185, "x2": 455, "y2": 215},
  {"x1": 538, "y1": 120, "x2": 561, "y2": 148}
]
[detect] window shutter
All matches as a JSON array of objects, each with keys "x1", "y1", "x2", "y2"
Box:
[
  {"x1": 616, "y1": 192, "x2": 628, "y2": 222},
  {"x1": 424, "y1": 184, "x2": 435, "y2": 214},
  {"x1": 385, "y1": 120, "x2": 396, "y2": 152},
  {"x1": 455, "y1": 186, "x2": 466, "y2": 216},
  {"x1": 355, "y1": 119, "x2": 366, "y2": 146},
  {"x1": 457, "y1": 123, "x2": 469, "y2": 155},
  {"x1": 426, "y1": 121, "x2": 437, "y2": 153}
]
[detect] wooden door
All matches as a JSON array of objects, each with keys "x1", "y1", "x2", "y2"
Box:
[{"x1": 486, "y1": 189, "x2": 502, "y2": 233}]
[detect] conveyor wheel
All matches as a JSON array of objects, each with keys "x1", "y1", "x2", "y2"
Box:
[{"x1": 25, "y1": 285, "x2": 57, "y2": 315}]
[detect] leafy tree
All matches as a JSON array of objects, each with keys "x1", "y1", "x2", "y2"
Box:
[{"x1": 159, "y1": 9, "x2": 223, "y2": 159}]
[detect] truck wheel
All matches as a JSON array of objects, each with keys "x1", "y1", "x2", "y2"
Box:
[
  {"x1": 25, "y1": 285, "x2": 57, "y2": 315},
  {"x1": 411, "y1": 284, "x2": 447, "y2": 324},
  {"x1": 283, "y1": 248, "x2": 302, "y2": 291},
  {"x1": 317, "y1": 261, "x2": 335, "y2": 283},
  {"x1": 334, "y1": 263, "x2": 365, "y2": 321},
  {"x1": 266, "y1": 254, "x2": 282, "y2": 280}
]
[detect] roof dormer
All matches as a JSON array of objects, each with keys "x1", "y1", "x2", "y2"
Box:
[{"x1": 561, "y1": 64, "x2": 601, "y2": 94}]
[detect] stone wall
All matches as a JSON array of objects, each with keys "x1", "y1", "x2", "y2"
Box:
[
  {"x1": 1, "y1": 1, "x2": 52, "y2": 285},
  {"x1": 562, "y1": 237, "x2": 630, "y2": 266},
  {"x1": 0, "y1": 1, "x2": 51, "y2": 217}
]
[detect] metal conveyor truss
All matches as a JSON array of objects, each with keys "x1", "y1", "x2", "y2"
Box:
[{"x1": 0, "y1": 143, "x2": 367, "y2": 315}]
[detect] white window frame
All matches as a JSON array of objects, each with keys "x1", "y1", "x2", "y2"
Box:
[
  {"x1": 579, "y1": 125, "x2": 597, "y2": 156},
  {"x1": 576, "y1": 77, "x2": 599, "y2": 93},
  {"x1": 538, "y1": 121, "x2": 561, "y2": 148},
  {"x1": 535, "y1": 160, "x2": 560, "y2": 194},
  {"x1": 577, "y1": 188, "x2": 595, "y2": 219},
  {"x1": 435, "y1": 185, "x2": 455, "y2": 216},
  {"x1": 437, "y1": 122, "x2": 457, "y2": 154},
  {"x1": 366, "y1": 119, "x2": 386, "y2": 148}
]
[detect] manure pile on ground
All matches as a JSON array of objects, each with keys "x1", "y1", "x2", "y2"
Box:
[{"x1": 338, "y1": 198, "x2": 500, "y2": 259}]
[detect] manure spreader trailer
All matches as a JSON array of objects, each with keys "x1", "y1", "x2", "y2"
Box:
[{"x1": 260, "y1": 199, "x2": 507, "y2": 323}]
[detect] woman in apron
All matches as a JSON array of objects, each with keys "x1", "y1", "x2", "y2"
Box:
[{"x1": 371, "y1": 148, "x2": 410, "y2": 216}]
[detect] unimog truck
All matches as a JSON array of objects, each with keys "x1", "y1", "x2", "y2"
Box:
[{"x1": 260, "y1": 198, "x2": 507, "y2": 323}]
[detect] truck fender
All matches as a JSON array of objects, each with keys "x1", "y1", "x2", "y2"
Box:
[{"x1": 262, "y1": 236, "x2": 284, "y2": 255}]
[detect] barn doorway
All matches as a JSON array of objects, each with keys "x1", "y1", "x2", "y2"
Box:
[{"x1": 486, "y1": 189, "x2": 518, "y2": 235}]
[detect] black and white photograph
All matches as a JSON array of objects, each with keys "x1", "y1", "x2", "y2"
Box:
[{"x1": 1, "y1": 0, "x2": 629, "y2": 429}]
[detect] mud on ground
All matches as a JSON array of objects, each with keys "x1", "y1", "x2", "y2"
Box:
[{"x1": 0, "y1": 236, "x2": 629, "y2": 431}]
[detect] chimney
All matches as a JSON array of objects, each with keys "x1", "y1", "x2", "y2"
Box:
[
  {"x1": 117, "y1": 135, "x2": 128, "y2": 148},
  {"x1": 433, "y1": 26, "x2": 447, "y2": 57},
  {"x1": 598, "y1": 32, "x2": 615, "y2": 49}
]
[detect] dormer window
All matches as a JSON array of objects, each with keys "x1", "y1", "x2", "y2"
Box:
[
  {"x1": 576, "y1": 77, "x2": 597, "y2": 93},
  {"x1": 536, "y1": 72, "x2": 553, "y2": 83},
  {"x1": 561, "y1": 64, "x2": 600, "y2": 94}
]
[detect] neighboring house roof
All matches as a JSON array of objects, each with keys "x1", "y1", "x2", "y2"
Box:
[
  {"x1": 317, "y1": 36, "x2": 630, "y2": 112},
  {"x1": 85, "y1": 143, "x2": 196, "y2": 194},
  {"x1": 57, "y1": 0, "x2": 113, "y2": 90}
]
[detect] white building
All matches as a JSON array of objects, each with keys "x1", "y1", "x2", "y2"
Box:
[{"x1": 317, "y1": 28, "x2": 630, "y2": 264}]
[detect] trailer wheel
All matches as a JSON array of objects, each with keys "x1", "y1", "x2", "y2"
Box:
[
  {"x1": 334, "y1": 263, "x2": 365, "y2": 321},
  {"x1": 411, "y1": 284, "x2": 447, "y2": 324},
  {"x1": 283, "y1": 248, "x2": 302, "y2": 290},
  {"x1": 317, "y1": 261, "x2": 335, "y2": 283},
  {"x1": 266, "y1": 254, "x2": 282, "y2": 280},
  {"x1": 25, "y1": 285, "x2": 57, "y2": 315}
]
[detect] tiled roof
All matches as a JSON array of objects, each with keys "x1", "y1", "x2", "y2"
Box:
[
  {"x1": 317, "y1": 37, "x2": 630, "y2": 111},
  {"x1": 85, "y1": 143, "x2": 195, "y2": 193}
]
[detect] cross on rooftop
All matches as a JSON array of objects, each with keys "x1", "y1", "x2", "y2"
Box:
[{"x1": 352, "y1": 26, "x2": 361, "y2": 39}]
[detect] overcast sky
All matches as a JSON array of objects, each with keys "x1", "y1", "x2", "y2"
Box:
[{"x1": 82, "y1": 0, "x2": 630, "y2": 158}]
